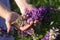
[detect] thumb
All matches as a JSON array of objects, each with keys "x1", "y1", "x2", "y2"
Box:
[{"x1": 5, "y1": 21, "x2": 11, "y2": 33}]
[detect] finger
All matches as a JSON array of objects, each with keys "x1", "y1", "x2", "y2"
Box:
[
  {"x1": 34, "y1": 20, "x2": 39, "y2": 26},
  {"x1": 34, "y1": 20, "x2": 39, "y2": 24},
  {"x1": 5, "y1": 21, "x2": 11, "y2": 33},
  {"x1": 29, "y1": 21, "x2": 33, "y2": 25},
  {"x1": 20, "y1": 21, "x2": 33, "y2": 31},
  {"x1": 13, "y1": 21, "x2": 33, "y2": 31}
]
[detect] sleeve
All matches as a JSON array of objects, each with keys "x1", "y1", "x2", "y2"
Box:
[{"x1": 0, "y1": 0, "x2": 10, "y2": 9}]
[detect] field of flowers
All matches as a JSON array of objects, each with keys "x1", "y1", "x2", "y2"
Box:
[{"x1": 10, "y1": 0, "x2": 60, "y2": 40}]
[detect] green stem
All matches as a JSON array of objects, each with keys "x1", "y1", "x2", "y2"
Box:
[{"x1": 31, "y1": 34, "x2": 38, "y2": 40}]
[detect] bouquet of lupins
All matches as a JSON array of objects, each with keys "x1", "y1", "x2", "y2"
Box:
[
  {"x1": 11, "y1": 6, "x2": 47, "y2": 26},
  {"x1": 11, "y1": 6, "x2": 48, "y2": 40}
]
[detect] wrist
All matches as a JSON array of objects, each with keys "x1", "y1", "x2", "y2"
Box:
[
  {"x1": 3, "y1": 12, "x2": 12, "y2": 20},
  {"x1": 0, "y1": 3, "x2": 12, "y2": 19},
  {"x1": 14, "y1": 0, "x2": 35, "y2": 15},
  {"x1": 14, "y1": 0, "x2": 32, "y2": 9}
]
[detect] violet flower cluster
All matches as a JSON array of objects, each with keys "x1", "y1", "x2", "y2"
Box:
[
  {"x1": 41, "y1": 27, "x2": 60, "y2": 40},
  {"x1": 25, "y1": 6, "x2": 47, "y2": 23},
  {"x1": 12, "y1": 6, "x2": 48, "y2": 27},
  {"x1": 41, "y1": 32, "x2": 50, "y2": 40}
]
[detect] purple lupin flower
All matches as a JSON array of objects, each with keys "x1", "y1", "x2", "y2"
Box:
[
  {"x1": 25, "y1": 6, "x2": 48, "y2": 23},
  {"x1": 27, "y1": 18, "x2": 33, "y2": 24},
  {"x1": 54, "y1": 32, "x2": 60, "y2": 40},
  {"x1": 41, "y1": 32, "x2": 50, "y2": 40}
]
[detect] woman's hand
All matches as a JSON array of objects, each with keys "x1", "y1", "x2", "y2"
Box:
[
  {"x1": 4, "y1": 12, "x2": 19, "y2": 33},
  {"x1": 5, "y1": 12, "x2": 39, "y2": 32},
  {"x1": 14, "y1": 0, "x2": 39, "y2": 31},
  {"x1": 14, "y1": 21, "x2": 33, "y2": 31},
  {"x1": 0, "y1": 2, "x2": 20, "y2": 33}
]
